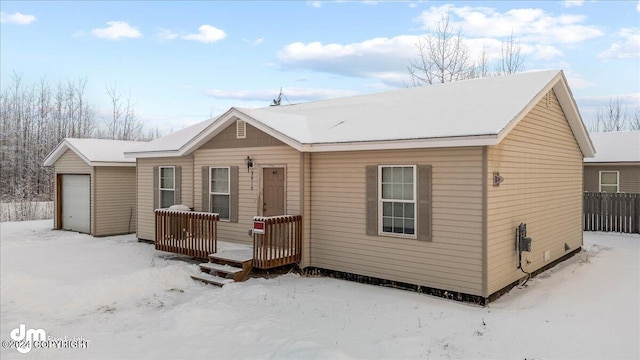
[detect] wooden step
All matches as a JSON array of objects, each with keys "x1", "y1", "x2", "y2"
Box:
[
  {"x1": 209, "y1": 249, "x2": 253, "y2": 264},
  {"x1": 191, "y1": 273, "x2": 234, "y2": 287},
  {"x1": 199, "y1": 262, "x2": 243, "y2": 276}
]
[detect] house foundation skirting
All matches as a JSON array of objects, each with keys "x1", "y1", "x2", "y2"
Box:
[
  {"x1": 304, "y1": 246, "x2": 582, "y2": 306},
  {"x1": 302, "y1": 267, "x2": 487, "y2": 305}
]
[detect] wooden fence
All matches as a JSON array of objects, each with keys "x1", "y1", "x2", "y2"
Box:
[
  {"x1": 155, "y1": 209, "x2": 218, "y2": 258},
  {"x1": 253, "y1": 215, "x2": 302, "y2": 269},
  {"x1": 583, "y1": 192, "x2": 639, "y2": 234}
]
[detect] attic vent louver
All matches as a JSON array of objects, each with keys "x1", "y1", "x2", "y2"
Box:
[
  {"x1": 546, "y1": 91, "x2": 552, "y2": 108},
  {"x1": 236, "y1": 120, "x2": 246, "y2": 139}
]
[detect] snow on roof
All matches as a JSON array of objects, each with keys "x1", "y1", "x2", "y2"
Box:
[
  {"x1": 125, "y1": 116, "x2": 219, "y2": 155},
  {"x1": 126, "y1": 70, "x2": 594, "y2": 157},
  {"x1": 43, "y1": 138, "x2": 147, "y2": 167},
  {"x1": 239, "y1": 70, "x2": 560, "y2": 144},
  {"x1": 585, "y1": 131, "x2": 640, "y2": 163}
]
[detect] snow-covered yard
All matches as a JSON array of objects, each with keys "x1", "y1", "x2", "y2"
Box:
[{"x1": 0, "y1": 220, "x2": 638, "y2": 359}]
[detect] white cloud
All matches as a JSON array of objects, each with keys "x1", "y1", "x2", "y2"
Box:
[
  {"x1": 277, "y1": 35, "x2": 419, "y2": 86},
  {"x1": 0, "y1": 12, "x2": 36, "y2": 25},
  {"x1": 598, "y1": 27, "x2": 640, "y2": 60},
  {"x1": 416, "y1": 5, "x2": 603, "y2": 44},
  {"x1": 156, "y1": 28, "x2": 179, "y2": 41},
  {"x1": 307, "y1": 1, "x2": 323, "y2": 8},
  {"x1": 90, "y1": 21, "x2": 142, "y2": 40},
  {"x1": 637, "y1": 1, "x2": 640, "y2": 13},
  {"x1": 253, "y1": 38, "x2": 264, "y2": 46},
  {"x1": 563, "y1": 0, "x2": 584, "y2": 8},
  {"x1": 204, "y1": 87, "x2": 360, "y2": 102},
  {"x1": 182, "y1": 25, "x2": 226, "y2": 43}
]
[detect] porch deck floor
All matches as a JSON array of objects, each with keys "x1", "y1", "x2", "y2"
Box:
[{"x1": 215, "y1": 241, "x2": 253, "y2": 262}]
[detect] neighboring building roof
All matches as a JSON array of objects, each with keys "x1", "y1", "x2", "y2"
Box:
[
  {"x1": 585, "y1": 131, "x2": 640, "y2": 164},
  {"x1": 43, "y1": 138, "x2": 147, "y2": 167},
  {"x1": 126, "y1": 70, "x2": 595, "y2": 158}
]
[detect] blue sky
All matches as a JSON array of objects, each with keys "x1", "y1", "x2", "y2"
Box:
[{"x1": 1, "y1": 1, "x2": 639, "y2": 134}]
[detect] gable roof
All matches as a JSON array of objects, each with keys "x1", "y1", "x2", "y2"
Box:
[
  {"x1": 126, "y1": 70, "x2": 595, "y2": 158},
  {"x1": 585, "y1": 131, "x2": 640, "y2": 164},
  {"x1": 43, "y1": 138, "x2": 147, "y2": 167}
]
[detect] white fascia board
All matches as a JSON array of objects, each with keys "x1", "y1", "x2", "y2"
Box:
[
  {"x1": 300, "y1": 135, "x2": 498, "y2": 152},
  {"x1": 43, "y1": 140, "x2": 92, "y2": 167},
  {"x1": 584, "y1": 162, "x2": 639, "y2": 166},
  {"x1": 495, "y1": 71, "x2": 595, "y2": 158},
  {"x1": 89, "y1": 161, "x2": 136, "y2": 167},
  {"x1": 553, "y1": 73, "x2": 596, "y2": 158},
  {"x1": 182, "y1": 108, "x2": 304, "y2": 155}
]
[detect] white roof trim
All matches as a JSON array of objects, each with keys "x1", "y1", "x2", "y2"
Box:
[
  {"x1": 43, "y1": 139, "x2": 139, "y2": 167},
  {"x1": 496, "y1": 71, "x2": 595, "y2": 158},
  {"x1": 301, "y1": 135, "x2": 498, "y2": 152}
]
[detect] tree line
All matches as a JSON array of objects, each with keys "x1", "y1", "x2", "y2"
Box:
[{"x1": 0, "y1": 72, "x2": 158, "y2": 204}]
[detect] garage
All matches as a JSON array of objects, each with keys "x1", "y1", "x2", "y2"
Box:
[
  {"x1": 61, "y1": 174, "x2": 90, "y2": 233},
  {"x1": 44, "y1": 138, "x2": 144, "y2": 236}
]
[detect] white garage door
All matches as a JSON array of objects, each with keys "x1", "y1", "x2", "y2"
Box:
[{"x1": 61, "y1": 175, "x2": 90, "y2": 233}]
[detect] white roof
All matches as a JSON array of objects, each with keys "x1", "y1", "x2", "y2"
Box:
[
  {"x1": 126, "y1": 70, "x2": 595, "y2": 157},
  {"x1": 585, "y1": 131, "x2": 640, "y2": 163},
  {"x1": 44, "y1": 138, "x2": 147, "y2": 167}
]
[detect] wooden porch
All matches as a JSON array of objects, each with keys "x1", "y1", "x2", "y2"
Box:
[{"x1": 155, "y1": 210, "x2": 302, "y2": 286}]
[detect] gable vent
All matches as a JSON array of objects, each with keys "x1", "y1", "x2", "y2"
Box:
[
  {"x1": 546, "y1": 91, "x2": 553, "y2": 108},
  {"x1": 236, "y1": 120, "x2": 246, "y2": 139}
]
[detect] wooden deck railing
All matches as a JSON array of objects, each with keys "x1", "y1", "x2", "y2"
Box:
[
  {"x1": 584, "y1": 192, "x2": 639, "y2": 234},
  {"x1": 155, "y1": 209, "x2": 218, "y2": 259},
  {"x1": 253, "y1": 215, "x2": 302, "y2": 269}
]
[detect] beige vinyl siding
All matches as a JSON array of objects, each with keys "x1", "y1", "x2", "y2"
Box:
[
  {"x1": 137, "y1": 156, "x2": 194, "y2": 241},
  {"x1": 94, "y1": 167, "x2": 137, "y2": 236},
  {"x1": 309, "y1": 148, "x2": 484, "y2": 296},
  {"x1": 584, "y1": 165, "x2": 640, "y2": 193},
  {"x1": 194, "y1": 146, "x2": 301, "y2": 245},
  {"x1": 486, "y1": 91, "x2": 584, "y2": 296},
  {"x1": 301, "y1": 152, "x2": 312, "y2": 267},
  {"x1": 53, "y1": 149, "x2": 93, "y2": 231},
  {"x1": 200, "y1": 122, "x2": 285, "y2": 149}
]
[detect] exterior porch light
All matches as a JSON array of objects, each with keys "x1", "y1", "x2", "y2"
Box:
[{"x1": 245, "y1": 156, "x2": 254, "y2": 172}]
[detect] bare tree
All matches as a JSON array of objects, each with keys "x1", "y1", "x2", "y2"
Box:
[
  {"x1": 104, "y1": 82, "x2": 144, "y2": 140},
  {"x1": 409, "y1": 15, "x2": 526, "y2": 86},
  {"x1": 496, "y1": 32, "x2": 525, "y2": 75},
  {"x1": 630, "y1": 108, "x2": 640, "y2": 131},
  {"x1": 408, "y1": 13, "x2": 472, "y2": 85},
  {"x1": 594, "y1": 97, "x2": 628, "y2": 132}
]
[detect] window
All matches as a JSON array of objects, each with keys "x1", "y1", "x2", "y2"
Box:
[
  {"x1": 599, "y1": 171, "x2": 619, "y2": 193},
  {"x1": 379, "y1": 166, "x2": 416, "y2": 236},
  {"x1": 210, "y1": 167, "x2": 230, "y2": 220},
  {"x1": 159, "y1": 166, "x2": 175, "y2": 208}
]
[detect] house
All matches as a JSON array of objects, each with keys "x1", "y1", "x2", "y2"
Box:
[
  {"x1": 43, "y1": 138, "x2": 145, "y2": 236},
  {"x1": 126, "y1": 70, "x2": 595, "y2": 302},
  {"x1": 584, "y1": 131, "x2": 640, "y2": 193}
]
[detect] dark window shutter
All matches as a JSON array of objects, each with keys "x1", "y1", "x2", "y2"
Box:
[
  {"x1": 152, "y1": 166, "x2": 159, "y2": 210},
  {"x1": 201, "y1": 166, "x2": 210, "y2": 212},
  {"x1": 365, "y1": 165, "x2": 378, "y2": 236},
  {"x1": 417, "y1": 165, "x2": 432, "y2": 241},
  {"x1": 229, "y1": 166, "x2": 239, "y2": 223},
  {"x1": 174, "y1": 166, "x2": 182, "y2": 205}
]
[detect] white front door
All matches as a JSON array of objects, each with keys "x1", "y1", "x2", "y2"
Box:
[{"x1": 61, "y1": 174, "x2": 90, "y2": 233}]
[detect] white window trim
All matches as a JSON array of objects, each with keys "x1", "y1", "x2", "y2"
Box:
[
  {"x1": 599, "y1": 170, "x2": 620, "y2": 193},
  {"x1": 159, "y1": 166, "x2": 175, "y2": 208},
  {"x1": 209, "y1": 166, "x2": 231, "y2": 221},
  {"x1": 378, "y1": 165, "x2": 417, "y2": 239}
]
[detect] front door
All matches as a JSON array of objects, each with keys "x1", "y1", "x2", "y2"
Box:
[{"x1": 263, "y1": 167, "x2": 285, "y2": 216}]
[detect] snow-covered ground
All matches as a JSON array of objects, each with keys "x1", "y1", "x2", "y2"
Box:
[{"x1": 1, "y1": 220, "x2": 638, "y2": 359}]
